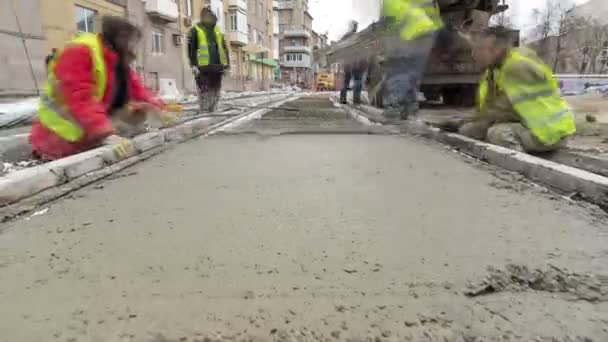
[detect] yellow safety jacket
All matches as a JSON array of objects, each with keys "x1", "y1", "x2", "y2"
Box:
[
  {"x1": 383, "y1": 0, "x2": 443, "y2": 41},
  {"x1": 478, "y1": 48, "x2": 576, "y2": 146},
  {"x1": 38, "y1": 33, "x2": 107, "y2": 142},
  {"x1": 194, "y1": 25, "x2": 228, "y2": 66}
]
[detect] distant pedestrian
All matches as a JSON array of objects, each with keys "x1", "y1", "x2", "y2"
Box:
[
  {"x1": 338, "y1": 21, "x2": 365, "y2": 105},
  {"x1": 340, "y1": 61, "x2": 366, "y2": 105},
  {"x1": 188, "y1": 6, "x2": 230, "y2": 112}
]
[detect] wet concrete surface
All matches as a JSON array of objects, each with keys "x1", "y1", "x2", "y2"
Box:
[
  {"x1": 230, "y1": 98, "x2": 385, "y2": 135},
  {"x1": 0, "y1": 95, "x2": 607, "y2": 341}
]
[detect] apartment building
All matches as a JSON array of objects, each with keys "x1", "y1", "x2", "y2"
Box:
[
  {"x1": 41, "y1": 0, "x2": 127, "y2": 51},
  {"x1": 127, "y1": 0, "x2": 185, "y2": 96},
  {"x1": 0, "y1": 0, "x2": 47, "y2": 96},
  {"x1": 276, "y1": 0, "x2": 313, "y2": 87}
]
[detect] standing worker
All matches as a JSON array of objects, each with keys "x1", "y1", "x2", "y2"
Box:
[
  {"x1": 454, "y1": 29, "x2": 575, "y2": 153},
  {"x1": 339, "y1": 21, "x2": 365, "y2": 105},
  {"x1": 381, "y1": 0, "x2": 443, "y2": 121},
  {"x1": 29, "y1": 16, "x2": 172, "y2": 161},
  {"x1": 188, "y1": 6, "x2": 230, "y2": 113}
]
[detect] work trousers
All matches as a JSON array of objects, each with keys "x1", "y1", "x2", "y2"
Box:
[
  {"x1": 340, "y1": 67, "x2": 364, "y2": 104},
  {"x1": 196, "y1": 71, "x2": 223, "y2": 112},
  {"x1": 382, "y1": 33, "x2": 435, "y2": 118},
  {"x1": 459, "y1": 121, "x2": 566, "y2": 153}
]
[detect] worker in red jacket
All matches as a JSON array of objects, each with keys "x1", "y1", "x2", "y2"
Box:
[{"x1": 30, "y1": 16, "x2": 170, "y2": 160}]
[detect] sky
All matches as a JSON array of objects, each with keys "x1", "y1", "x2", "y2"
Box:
[{"x1": 308, "y1": 0, "x2": 591, "y2": 42}]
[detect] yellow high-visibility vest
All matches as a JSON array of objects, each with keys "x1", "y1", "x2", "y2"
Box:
[
  {"x1": 38, "y1": 33, "x2": 107, "y2": 142},
  {"x1": 383, "y1": 0, "x2": 443, "y2": 41},
  {"x1": 478, "y1": 48, "x2": 576, "y2": 146},
  {"x1": 194, "y1": 25, "x2": 227, "y2": 66}
]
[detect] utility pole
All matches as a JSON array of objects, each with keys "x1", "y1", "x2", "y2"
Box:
[{"x1": 9, "y1": 0, "x2": 40, "y2": 95}]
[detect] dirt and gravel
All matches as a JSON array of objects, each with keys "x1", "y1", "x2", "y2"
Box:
[{"x1": 0, "y1": 96, "x2": 607, "y2": 342}]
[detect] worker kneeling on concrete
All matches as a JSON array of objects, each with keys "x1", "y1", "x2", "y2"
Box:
[
  {"x1": 30, "y1": 16, "x2": 173, "y2": 161},
  {"x1": 457, "y1": 29, "x2": 576, "y2": 153}
]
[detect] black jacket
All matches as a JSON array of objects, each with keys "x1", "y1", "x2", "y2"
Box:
[{"x1": 188, "y1": 24, "x2": 230, "y2": 72}]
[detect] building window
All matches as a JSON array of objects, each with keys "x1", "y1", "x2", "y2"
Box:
[
  {"x1": 75, "y1": 6, "x2": 96, "y2": 33},
  {"x1": 230, "y1": 14, "x2": 238, "y2": 31},
  {"x1": 285, "y1": 54, "x2": 303, "y2": 62},
  {"x1": 185, "y1": 0, "x2": 193, "y2": 17},
  {"x1": 258, "y1": 2, "x2": 263, "y2": 17},
  {"x1": 148, "y1": 72, "x2": 159, "y2": 92},
  {"x1": 152, "y1": 30, "x2": 164, "y2": 54}
]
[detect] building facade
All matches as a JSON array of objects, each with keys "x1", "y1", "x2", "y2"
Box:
[
  {"x1": 276, "y1": 0, "x2": 313, "y2": 87},
  {"x1": 1, "y1": 0, "x2": 283, "y2": 96},
  {"x1": 41, "y1": 0, "x2": 127, "y2": 52},
  {"x1": 128, "y1": 0, "x2": 186, "y2": 97},
  {"x1": 0, "y1": 0, "x2": 47, "y2": 96}
]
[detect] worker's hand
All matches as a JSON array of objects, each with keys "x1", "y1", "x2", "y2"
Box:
[
  {"x1": 223, "y1": 64, "x2": 231, "y2": 71},
  {"x1": 103, "y1": 134, "x2": 135, "y2": 159},
  {"x1": 129, "y1": 102, "x2": 158, "y2": 114},
  {"x1": 192, "y1": 67, "x2": 200, "y2": 77},
  {"x1": 164, "y1": 103, "x2": 183, "y2": 113}
]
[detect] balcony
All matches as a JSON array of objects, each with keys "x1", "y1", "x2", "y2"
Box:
[
  {"x1": 281, "y1": 25, "x2": 311, "y2": 38},
  {"x1": 283, "y1": 45, "x2": 311, "y2": 54},
  {"x1": 281, "y1": 59, "x2": 311, "y2": 68},
  {"x1": 145, "y1": 0, "x2": 178, "y2": 22},
  {"x1": 227, "y1": 31, "x2": 249, "y2": 46},
  {"x1": 228, "y1": 0, "x2": 248, "y2": 11},
  {"x1": 281, "y1": 54, "x2": 311, "y2": 68}
]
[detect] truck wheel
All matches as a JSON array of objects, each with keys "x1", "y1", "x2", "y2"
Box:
[
  {"x1": 423, "y1": 91, "x2": 441, "y2": 102},
  {"x1": 442, "y1": 90, "x2": 459, "y2": 106},
  {"x1": 442, "y1": 86, "x2": 476, "y2": 107}
]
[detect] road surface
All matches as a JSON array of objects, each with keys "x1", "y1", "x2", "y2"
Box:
[{"x1": 0, "y1": 96, "x2": 607, "y2": 342}]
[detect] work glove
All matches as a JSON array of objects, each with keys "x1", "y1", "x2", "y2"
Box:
[
  {"x1": 192, "y1": 67, "x2": 200, "y2": 77},
  {"x1": 103, "y1": 134, "x2": 135, "y2": 159},
  {"x1": 159, "y1": 113, "x2": 180, "y2": 128}
]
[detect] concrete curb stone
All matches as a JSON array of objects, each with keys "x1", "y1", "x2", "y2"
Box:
[
  {"x1": 132, "y1": 131, "x2": 165, "y2": 153},
  {"x1": 343, "y1": 104, "x2": 608, "y2": 209}
]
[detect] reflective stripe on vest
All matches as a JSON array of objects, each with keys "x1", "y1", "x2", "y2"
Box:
[
  {"x1": 383, "y1": 0, "x2": 443, "y2": 41},
  {"x1": 478, "y1": 49, "x2": 576, "y2": 146},
  {"x1": 477, "y1": 70, "x2": 490, "y2": 112},
  {"x1": 38, "y1": 33, "x2": 107, "y2": 142},
  {"x1": 194, "y1": 25, "x2": 227, "y2": 66}
]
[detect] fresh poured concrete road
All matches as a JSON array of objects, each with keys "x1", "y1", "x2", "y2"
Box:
[{"x1": 0, "y1": 96, "x2": 607, "y2": 342}]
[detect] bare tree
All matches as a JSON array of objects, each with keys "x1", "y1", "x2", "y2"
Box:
[
  {"x1": 568, "y1": 18, "x2": 608, "y2": 74},
  {"x1": 528, "y1": 0, "x2": 576, "y2": 72},
  {"x1": 552, "y1": 4, "x2": 577, "y2": 72},
  {"x1": 530, "y1": 0, "x2": 557, "y2": 57}
]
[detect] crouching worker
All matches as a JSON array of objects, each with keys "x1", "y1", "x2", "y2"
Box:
[
  {"x1": 455, "y1": 29, "x2": 575, "y2": 153},
  {"x1": 30, "y1": 16, "x2": 175, "y2": 161}
]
